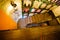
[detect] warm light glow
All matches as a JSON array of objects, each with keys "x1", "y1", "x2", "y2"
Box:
[
  {"x1": 52, "y1": 6, "x2": 60, "y2": 17},
  {"x1": 7, "y1": 4, "x2": 13, "y2": 15}
]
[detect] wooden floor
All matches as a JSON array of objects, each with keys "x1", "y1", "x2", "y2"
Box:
[{"x1": 0, "y1": 26, "x2": 60, "y2": 40}]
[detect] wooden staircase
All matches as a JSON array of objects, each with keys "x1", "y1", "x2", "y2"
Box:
[{"x1": 17, "y1": 13, "x2": 52, "y2": 28}]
